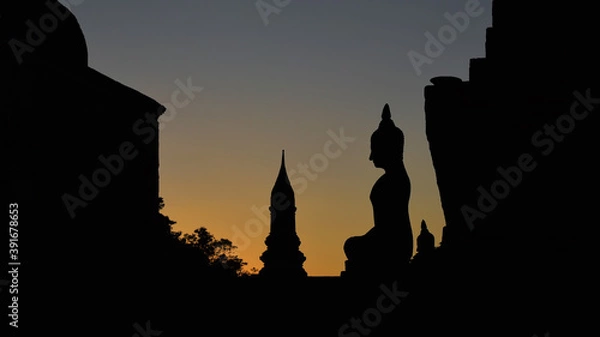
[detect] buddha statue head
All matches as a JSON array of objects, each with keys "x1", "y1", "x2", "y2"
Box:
[{"x1": 369, "y1": 103, "x2": 405, "y2": 169}]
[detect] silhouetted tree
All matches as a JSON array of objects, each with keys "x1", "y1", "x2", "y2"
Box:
[
  {"x1": 157, "y1": 197, "x2": 252, "y2": 277},
  {"x1": 183, "y1": 227, "x2": 249, "y2": 277},
  {"x1": 158, "y1": 197, "x2": 181, "y2": 240}
]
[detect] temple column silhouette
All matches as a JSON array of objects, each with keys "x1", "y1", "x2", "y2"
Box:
[
  {"x1": 259, "y1": 150, "x2": 307, "y2": 278},
  {"x1": 423, "y1": 1, "x2": 598, "y2": 336}
]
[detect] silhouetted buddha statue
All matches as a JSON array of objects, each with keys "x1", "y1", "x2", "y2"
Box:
[{"x1": 343, "y1": 104, "x2": 414, "y2": 278}]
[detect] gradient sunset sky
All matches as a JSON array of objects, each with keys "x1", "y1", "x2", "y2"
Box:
[{"x1": 66, "y1": 0, "x2": 492, "y2": 276}]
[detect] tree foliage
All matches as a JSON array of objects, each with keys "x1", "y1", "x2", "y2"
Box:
[
  {"x1": 182, "y1": 227, "x2": 249, "y2": 277},
  {"x1": 158, "y1": 197, "x2": 254, "y2": 277}
]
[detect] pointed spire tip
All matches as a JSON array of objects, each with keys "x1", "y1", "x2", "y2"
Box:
[
  {"x1": 279, "y1": 149, "x2": 287, "y2": 173},
  {"x1": 382, "y1": 103, "x2": 391, "y2": 120}
]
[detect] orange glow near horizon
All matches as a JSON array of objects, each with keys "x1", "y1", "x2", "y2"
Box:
[{"x1": 159, "y1": 122, "x2": 446, "y2": 276}]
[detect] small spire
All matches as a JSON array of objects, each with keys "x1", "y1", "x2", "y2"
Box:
[
  {"x1": 417, "y1": 219, "x2": 435, "y2": 254},
  {"x1": 382, "y1": 103, "x2": 391, "y2": 120}
]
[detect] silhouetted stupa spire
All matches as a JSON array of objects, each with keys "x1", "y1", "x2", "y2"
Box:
[
  {"x1": 259, "y1": 150, "x2": 307, "y2": 278},
  {"x1": 272, "y1": 150, "x2": 295, "y2": 208}
]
